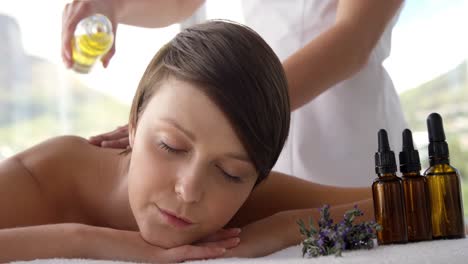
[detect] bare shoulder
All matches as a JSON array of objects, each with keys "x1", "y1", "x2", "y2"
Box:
[
  {"x1": 16, "y1": 135, "x2": 91, "y2": 161},
  {"x1": 14, "y1": 135, "x2": 96, "y2": 180},
  {"x1": 13, "y1": 135, "x2": 99, "y2": 211},
  {"x1": 0, "y1": 136, "x2": 93, "y2": 227}
]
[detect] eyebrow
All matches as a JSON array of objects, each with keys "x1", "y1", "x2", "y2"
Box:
[
  {"x1": 223, "y1": 152, "x2": 251, "y2": 163},
  {"x1": 159, "y1": 118, "x2": 252, "y2": 163},
  {"x1": 160, "y1": 118, "x2": 196, "y2": 141}
]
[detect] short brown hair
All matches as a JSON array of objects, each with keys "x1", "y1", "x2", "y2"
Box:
[{"x1": 128, "y1": 20, "x2": 290, "y2": 184}]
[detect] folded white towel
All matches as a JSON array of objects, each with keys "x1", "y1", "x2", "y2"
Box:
[{"x1": 12, "y1": 238, "x2": 468, "y2": 264}]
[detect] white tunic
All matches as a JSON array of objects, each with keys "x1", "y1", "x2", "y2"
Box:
[{"x1": 242, "y1": 0, "x2": 407, "y2": 187}]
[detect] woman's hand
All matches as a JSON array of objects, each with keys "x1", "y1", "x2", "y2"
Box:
[
  {"x1": 88, "y1": 125, "x2": 129, "y2": 148},
  {"x1": 62, "y1": 0, "x2": 118, "y2": 68},
  {"x1": 224, "y1": 213, "x2": 296, "y2": 258},
  {"x1": 194, "y1": 227, "x2": 241, "y2": 248},
  {"x1": 84, "y1": 225, "x2": 240, "y2": 263}
]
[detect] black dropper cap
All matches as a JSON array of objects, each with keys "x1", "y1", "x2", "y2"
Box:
[
  {"x1": 426, "y1": 113, "x2": 449, "y2": 162},
  {"x1": 375, "y1": 129, "x2": 397, "y2": 174},
  {"x1": 399, "y1": 129, "x2": 421, "y2": 173}
]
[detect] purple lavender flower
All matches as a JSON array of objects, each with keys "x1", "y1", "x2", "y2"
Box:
[{"x1": 298, "y1": 205, "x2": 381, "y2": 258}]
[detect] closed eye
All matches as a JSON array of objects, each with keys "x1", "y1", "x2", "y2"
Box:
[
  {"x1": 216, "y1": 165, "x2": 242, "y2": 183},
  {"x1": 158, "y1": 141, "x2": 186, "y2": 154}
]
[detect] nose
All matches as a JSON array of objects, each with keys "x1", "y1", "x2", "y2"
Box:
[{"x1": 174, "y1": 163, "x2": 205, "y2": 203}]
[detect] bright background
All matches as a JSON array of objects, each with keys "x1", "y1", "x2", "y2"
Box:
[{"x1": 1, "y1": 1, "x2": 466, "y2": 101}]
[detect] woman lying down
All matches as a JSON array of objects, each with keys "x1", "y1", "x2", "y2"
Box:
[{"x1": 0, "y1": 20, "x2": 373, "y2": 263}]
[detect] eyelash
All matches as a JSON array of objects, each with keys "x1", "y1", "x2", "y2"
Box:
[
  {"x1": 217, "y1": 166, "x2": 242, "y2": 184},
  {"x1": 159, "y1": 141, "x2": 242, "y2": 184},
  {"x1": 158, "y1": 141, "x2": 184, "y2": 154}
]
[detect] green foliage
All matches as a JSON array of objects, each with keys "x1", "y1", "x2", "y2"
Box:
[{"x1": 399, "y1": 60, "x2": 468, "y2": 216}]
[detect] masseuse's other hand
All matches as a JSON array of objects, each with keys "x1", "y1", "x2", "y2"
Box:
[
  {"x1": 62, "y1": 0, "x2": 117, "y2": 68},
  {"x1": 224, "y1": 213, "x2": 293, "y2": 258},
  {"x1": 89, "y1": 125, "x2": 129, "y2": 149}
]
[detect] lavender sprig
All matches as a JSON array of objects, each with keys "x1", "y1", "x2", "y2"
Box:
[{"x1": 297, "y1": 205, "x2": 381, "y2": 258}]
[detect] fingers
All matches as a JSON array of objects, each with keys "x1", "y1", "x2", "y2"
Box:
[
  {"x1": 89, "y1": 125, "x2": 128, "y2": 142},
  {"x1": 163, "y1": 245, "x2": 226, "y2": 263},
  {"x1": 101, "y1": 45, "x2": 115, "y2": 68},
  {"x1": 194, "y1": 228, "x2": 241, "y2": 250},
  {"x1": 62, "y1": 0, "x2": 115, "y2": 68},
  {"x1": 62, "y1": 1, "x2": 93, "y2": 68},
  {"x1": 61, "y1": 3, "x2": 74, "y2": 68},
  {"x1": 195, "y1": 237, "x2": 240, "y2": 249},
  {"x1": 196, "y1": 228, "x2": 241, "y2": 243},
  {"x1": 101, "y1": 138, "x2": 130, "y2": 149},
  {"x1": 115, "y1": 124, "x2": 129, "y2": 131},
  {"x1": 88, "y1": 125, "x2": 130, "y2": 149},
  {"x1": 101, "y1": 24, "x2": 117, "y2": 68}
]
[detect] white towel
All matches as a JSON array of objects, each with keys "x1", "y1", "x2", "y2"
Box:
[{"x1": 12, "y1": 238, "x2": 468, "y2": 264}]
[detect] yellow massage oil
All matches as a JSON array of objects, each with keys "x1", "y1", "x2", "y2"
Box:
[{"x1": 71, "y1": 14, "x2": 114, "y2": 73}]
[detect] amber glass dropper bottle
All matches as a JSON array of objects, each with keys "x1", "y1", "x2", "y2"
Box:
[
  {"x1": 424, "y1": 113, "x2": 465, "y2": 239},
  {"x1": 372, "y1": 129, "x2": 408, "y2": 245},
  {"x1": 399, "y1": 129, "x2": 432, "y2": 242}
]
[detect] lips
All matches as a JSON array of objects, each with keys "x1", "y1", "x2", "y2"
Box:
[{"x1": 157, "y1": 206, "x2": 194, "y2": 228}]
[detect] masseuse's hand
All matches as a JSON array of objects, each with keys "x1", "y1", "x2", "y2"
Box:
[
  {"x1": 224, "y1": 213, "x2": 294, "y2": 258},
  {"x1": 62, "y1": 0, "x2": 118, "y2": 68},
  {"x1": 89, "y1": 125, "x2": 130, "y2": 148}
]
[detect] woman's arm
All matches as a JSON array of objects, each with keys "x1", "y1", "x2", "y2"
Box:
[
  {"x1": 116, "y1": 0, "x2": 205, "y2": 28},
  {"x1": 0, "y1": 224, "x2": 85, "y2": 262},
  {"x1": 0, "y1": 223, "x2": 227, "y2": 262},
  {"x1": 230, "y1": 171, "x2": 372, "y2": 227},
  {"x1": 65, "y1": 0, "x2": 204, "y2": 29},
  {"x1": 226, "y1": 172, "x2": 375, "y2": 257},
  {"x1": 285, "y1": 0, "x2": 403, "y2": 110},
  {"x1": 225, "y1": 198, "x2": 374, "y2": 257}
]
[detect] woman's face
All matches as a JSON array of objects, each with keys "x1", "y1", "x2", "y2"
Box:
[{"x1": 127, "y1": 77, "x2": 258, "y2": 248}]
